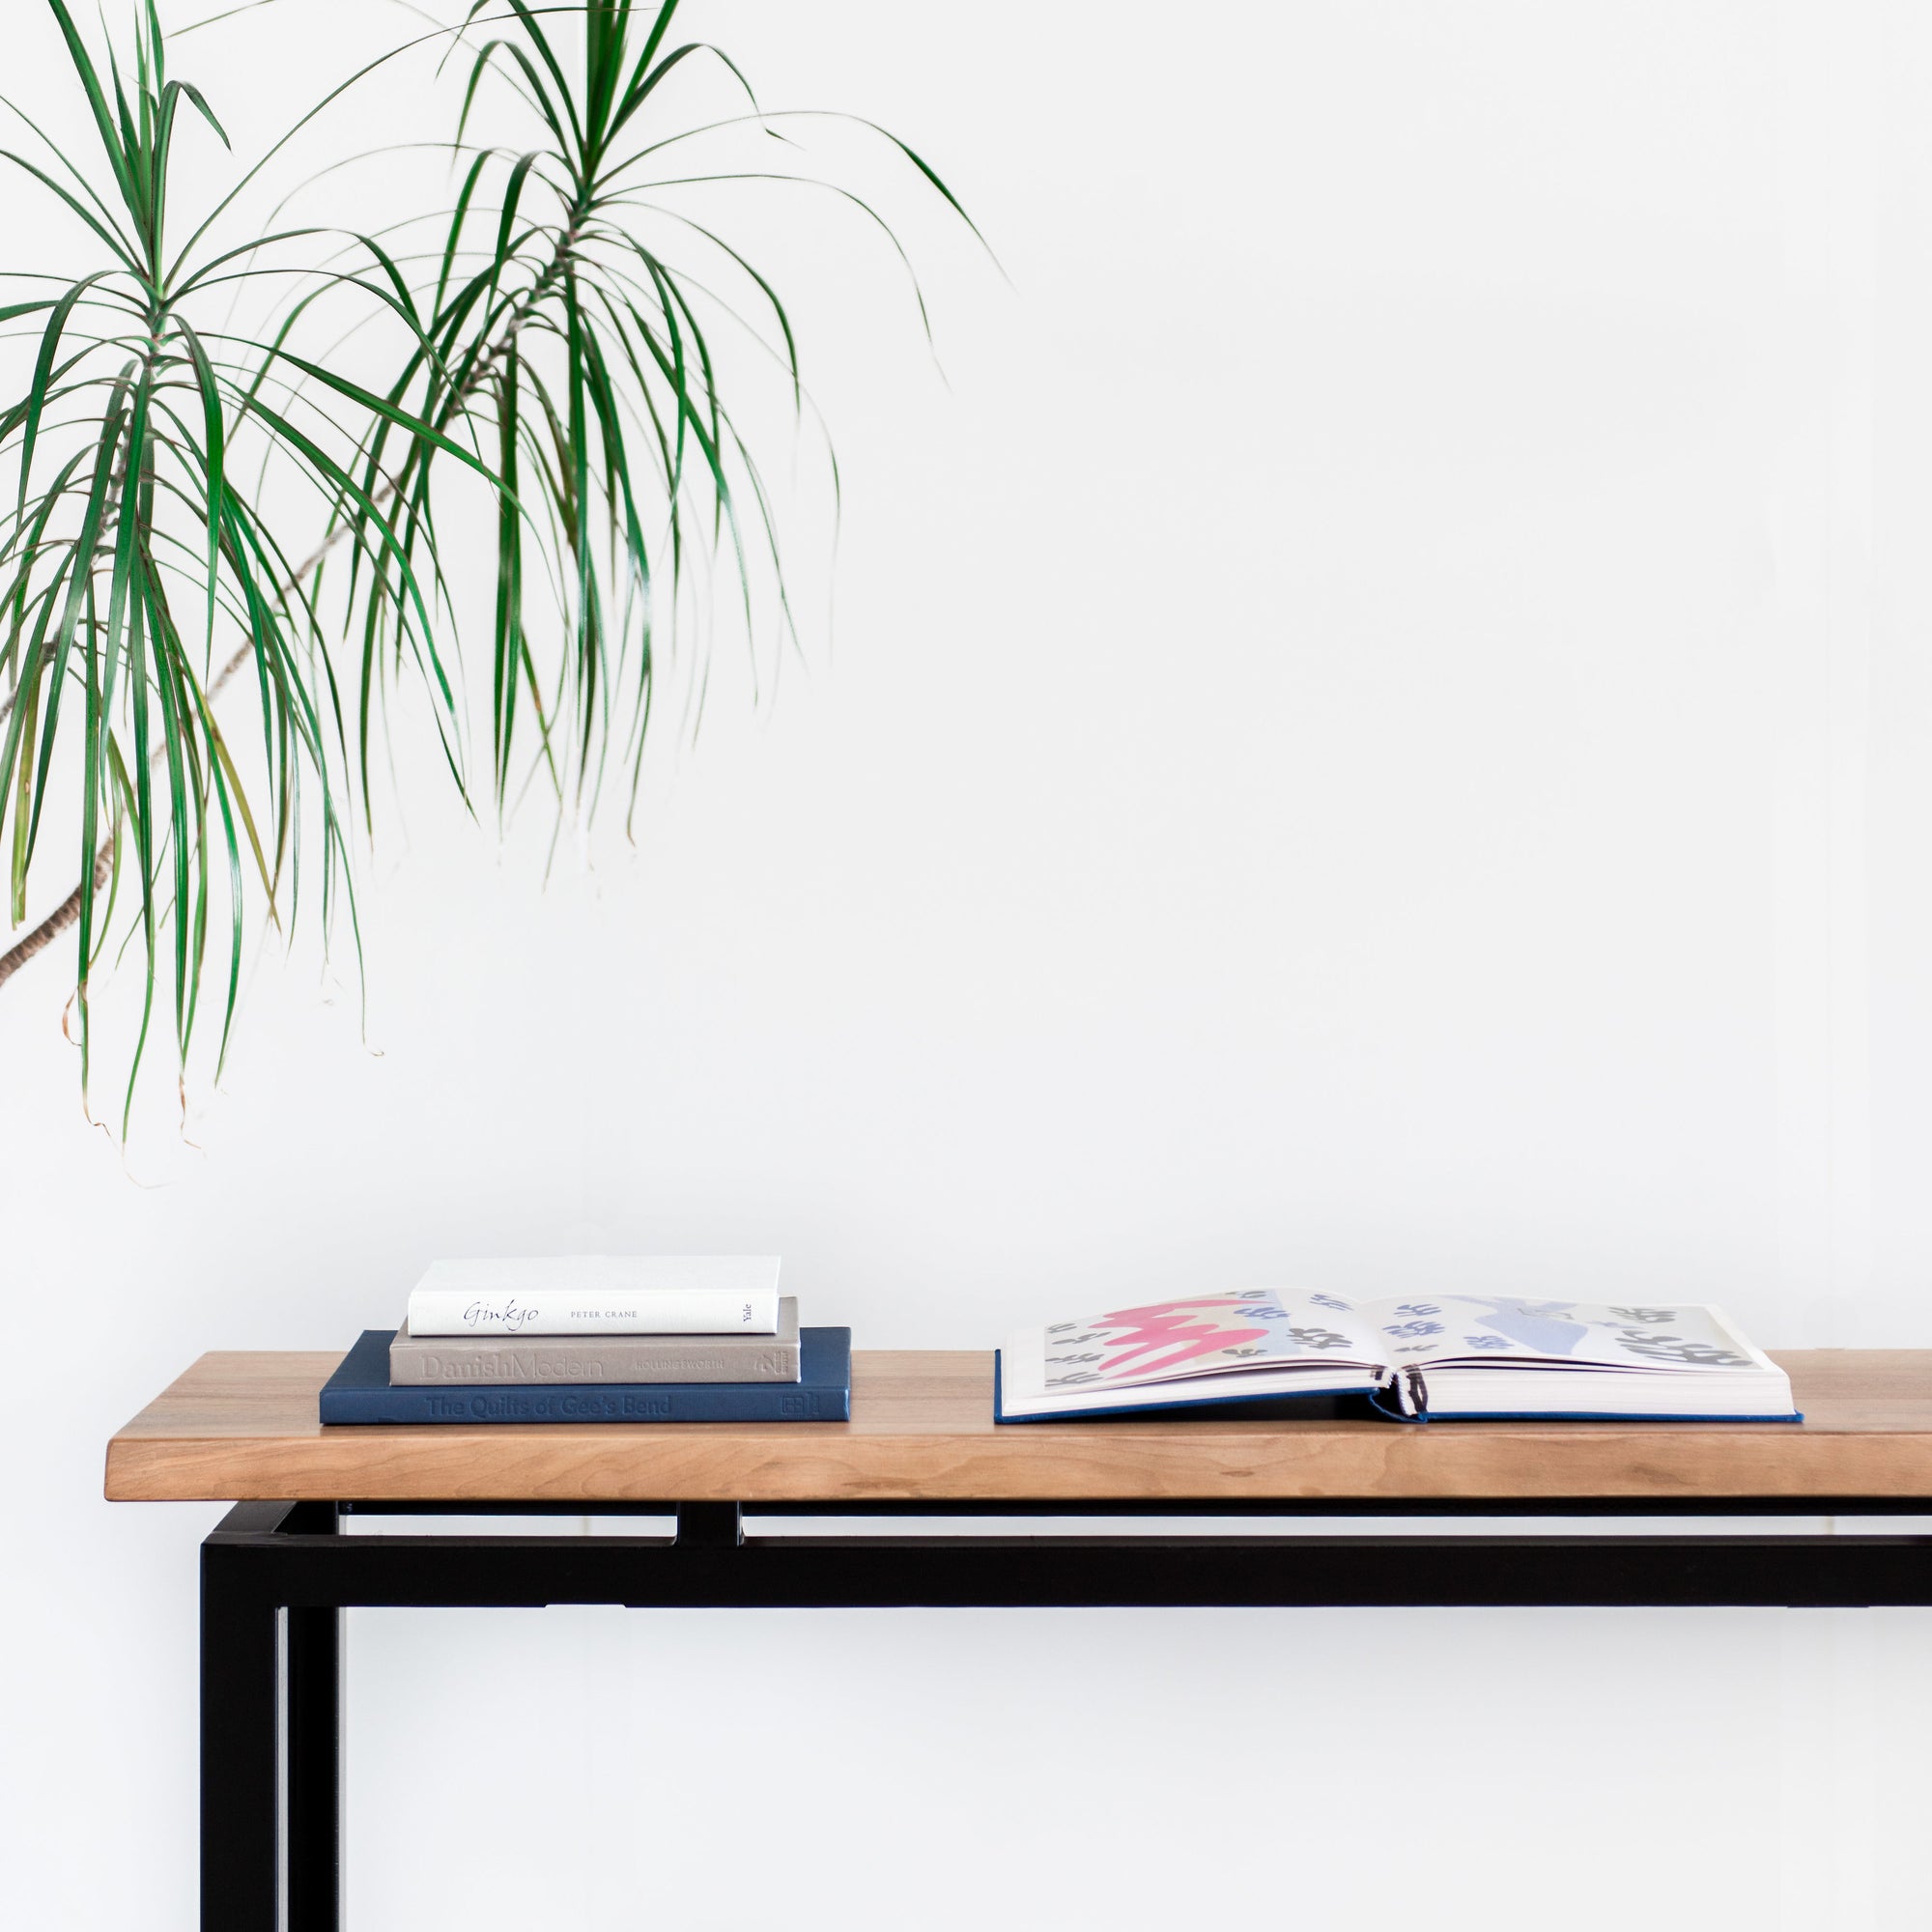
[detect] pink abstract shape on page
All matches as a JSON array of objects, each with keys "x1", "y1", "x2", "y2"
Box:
[{"x1": 1094, "y1": 1298, "x2": 1268, "y2": 1379}]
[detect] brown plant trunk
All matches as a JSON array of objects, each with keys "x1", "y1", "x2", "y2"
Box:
[
  {"x1": 0, "y1": 845, "x2": 113, "y2": 991},
  {"x1": 0, "y1": 636, "x2": 252, "y2": 991}
]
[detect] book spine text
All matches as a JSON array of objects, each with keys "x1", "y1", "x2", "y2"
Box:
[
  {"x1": 321, "y1": 1379, "x2": 848, "y2": 1425},
  {"x1": 388, "y1": 1341, "x2": 801, "y2": 1385},
  {"x1": 406, "y1": 1287, "x2": 780, "y2": 1337}
]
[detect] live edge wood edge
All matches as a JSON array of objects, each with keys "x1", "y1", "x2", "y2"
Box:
[{"x1": 102, "y1": 1349, "x2": 1932, "y2": 1505}]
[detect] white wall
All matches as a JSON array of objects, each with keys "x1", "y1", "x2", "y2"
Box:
[{"x1": 5, "y1": 1, "x2": 1932, "y2": 1924}]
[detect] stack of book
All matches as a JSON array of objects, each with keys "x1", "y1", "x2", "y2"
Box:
[{"x1": 319, "y1": 1257, "x2": 852, "y2": 1424}]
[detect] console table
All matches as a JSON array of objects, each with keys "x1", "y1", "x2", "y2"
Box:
[{"x1": 107, "y1": 1347, "x2": 1932, "y2": 1931}]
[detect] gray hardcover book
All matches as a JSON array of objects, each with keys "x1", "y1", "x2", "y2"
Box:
[{"x1": 388, "y1": 1297, "x2": 802, "y2": 1386}]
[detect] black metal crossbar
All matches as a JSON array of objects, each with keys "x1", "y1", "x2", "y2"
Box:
[{"x1": 199, "y1": 1495, "x2": 1932, "y2": 1929}]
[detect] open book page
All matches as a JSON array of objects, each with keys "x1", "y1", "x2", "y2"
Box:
[
  {"x1": 1021, "y1": 1290, "x2": 1384, "y2": 1399},
  {"x1": 1357, "y1": 1296, "x2": 1776, "y2": 1376},
  {"x1": 994, "y1": 1291, "x2": 1795, "y2": 1422}
]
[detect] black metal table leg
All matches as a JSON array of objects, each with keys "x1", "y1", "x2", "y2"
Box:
[
  {"x1": 193, "y1": 1492, "x2": 1932, "y2": 1927},
  {"x1": 202, "y1": 1505, "x2": 286, "y2": 1932},
  {"x1": 286, "y1": 1505, "x2": 341, "y2": 1932}
]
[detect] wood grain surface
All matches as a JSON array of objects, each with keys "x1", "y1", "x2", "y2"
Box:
[{"x1": 102, "y1": 1349, "x2": 1932, "y2": 1503}]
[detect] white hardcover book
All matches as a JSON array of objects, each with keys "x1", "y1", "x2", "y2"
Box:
[{"x1": 406, "y1": 1256, "x2": 782, "y2": 1337}]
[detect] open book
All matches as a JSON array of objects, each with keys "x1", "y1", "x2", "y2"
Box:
[{"x1": 995, "y1": 1292, "x2": 1798, "y2": 1423}]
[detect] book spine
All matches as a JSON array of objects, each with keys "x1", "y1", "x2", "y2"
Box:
[
  {"x1": 406, "y1": 1287, "x2": 780, "y2": 1337},
  {"x1": 1366, "y1": 1367, "x2": 1428, "y2": 1423},
  {"x1": 388, "y1": 1338, "x2": 802, "y2": 1386},
  {"x1": 319, "y1": 1379, "x2": 849, "y2": 1425}
]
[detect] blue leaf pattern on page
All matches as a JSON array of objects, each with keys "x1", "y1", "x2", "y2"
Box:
[
  {"x1": 1457, "y1": 1298, "x2": 1591, "y2": 1354},
  {"x1": 1383, "y1": 1320, "x2": 1444, "y2": 1339},
  {"x1": 1285, "y1": 1325, "x2": 1356, "y2": 1350},
  {"x1": 1393, "y1": 1302, "x2": 1442, "y2": 1317},
  {"x1": 1462, "y1": 1334, "x2": 1511, "y2": 1350},
  {"x1": 1615, "y1": 1333, "x2": 1752, "y2": 1367},
  {"x1": 1310, "y1": 1294, "x2": 1353, "y2": 1312}
]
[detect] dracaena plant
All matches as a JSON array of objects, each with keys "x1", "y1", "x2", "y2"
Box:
[
  {"x1": 0, "y1": 0, "x2": 500, "y2": 1128},
  {"x1": 344, "y1": 0, "x2": 977, "y2": 821},
  {"x1": 0, "y1": 0, "x2": 978, "y2": 1134}
]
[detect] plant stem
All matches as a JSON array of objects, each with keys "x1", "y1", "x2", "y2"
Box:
[{"x1": 0, "y1": 848, "x2": 109, "y2": 990}]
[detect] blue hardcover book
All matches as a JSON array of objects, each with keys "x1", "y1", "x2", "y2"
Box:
[
  {"x1": 321, "y1": 1326, "x2": 851, "y2": 1425},
  {"x1": 995, "y1": 1293, "x2": 1801, "y2": 1424}
]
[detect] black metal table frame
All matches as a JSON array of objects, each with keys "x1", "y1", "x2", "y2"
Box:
[{"x1": 202, "y1": 1492, "x2": 1932, "y2": 1930}]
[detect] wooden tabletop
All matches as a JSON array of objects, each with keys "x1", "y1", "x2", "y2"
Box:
[{"x1": 99, "y1": 1349, "x2": 1932, "y2": 1505}]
